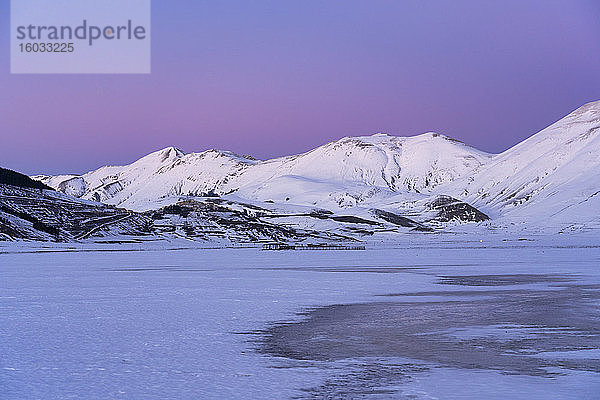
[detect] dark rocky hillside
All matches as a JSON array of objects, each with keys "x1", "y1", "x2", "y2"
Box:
[{"x1": 0, "y1": 167, "x2": 52, "y2": 190}]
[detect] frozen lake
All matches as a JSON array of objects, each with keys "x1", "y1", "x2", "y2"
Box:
[{"x1": 1, "y1": 235, "x2": 599, "y2": 399}]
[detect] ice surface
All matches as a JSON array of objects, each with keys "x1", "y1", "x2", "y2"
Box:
[{"x1": 0, "y1": 234, "x2": 599, "y2": 399}]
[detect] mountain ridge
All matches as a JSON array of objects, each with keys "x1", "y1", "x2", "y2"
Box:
[
  {"x1": 32, "y1": 101, "x2": 600, "y2": 233},
  {"x1": 35, "y1": 131, "x2": 492, "y2": 211}
]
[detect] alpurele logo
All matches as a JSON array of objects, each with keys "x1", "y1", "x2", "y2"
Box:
[{"x1": 11, "y1": 0, "x2": 151, "y2": 74}]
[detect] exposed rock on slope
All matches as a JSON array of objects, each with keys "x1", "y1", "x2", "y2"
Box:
[{"x1": 0, "y1": 184, "x2": 151, "y2": 241}]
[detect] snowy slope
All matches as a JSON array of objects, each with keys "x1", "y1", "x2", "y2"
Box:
[
  {"x1": 38, "y1": 133, "x2": 490, "y2": 211},
  {"x1": 233, "y1": 133, "x2": 491, "y2": 208},
  {"x1": 446, "y1": 100, "x2": 600, "y2": 230}
]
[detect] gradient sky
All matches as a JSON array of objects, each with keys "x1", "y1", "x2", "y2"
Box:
[{"x1": 1, "y1": 0, "x2": 600, "y2": 175}]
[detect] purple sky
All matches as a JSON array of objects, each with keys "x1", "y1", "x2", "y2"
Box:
[{"x1": 1, "y1": 0, "x2": 600, "y2": 175}]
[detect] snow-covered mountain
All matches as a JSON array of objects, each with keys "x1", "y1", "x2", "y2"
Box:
[
  {"x1": 35, "y1": 132, "x2": 490, "y2": 211},
  {"x1": 34, "y1": 101, "x2": 600, "y2": 233},
  {"x1": 445, "y1": 100, "x2": 600, "y2": 231},
  {"x1": 35, "y1": 147, "x2": 255, "y2": 209}
]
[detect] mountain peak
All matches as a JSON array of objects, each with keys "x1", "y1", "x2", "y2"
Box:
[
  {"x1": 160, "y1": 146, "x2": 186, "y2": 157},
  {"x1": 196, "y1": 149, "x2": 257, "y2": 164},
  {"x1": 410, "y1": 132, "x2": 462, "y2": 143},
  {"x1": 342, "y1": 132, "x2": 466, "y2": 145},
  {"x1": 135, "y1": 146, "x2": 186, "y2": 165},
  {"x1": 577, "y1": 99, "x2": 600, "y2": 110},
  {"x1": 567, "y1": 100, "x2": 600, "y2": 120}
]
